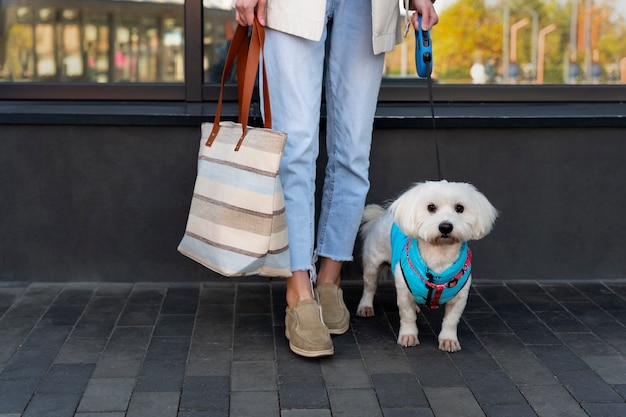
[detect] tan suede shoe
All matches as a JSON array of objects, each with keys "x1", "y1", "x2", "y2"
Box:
[
  {"x1": 285, "y1": 299, "x2": 334, "y2": 357},
  {"x1": 315, "y1": 283, "x2": 350, "y2": 335}
]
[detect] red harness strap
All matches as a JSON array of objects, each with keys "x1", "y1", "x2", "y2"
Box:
[{"x1": 404, "y1": 241, "x2": 472, "y2": 309}]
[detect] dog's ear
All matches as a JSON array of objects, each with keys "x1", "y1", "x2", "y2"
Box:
[
  {"x1": 471, "y1": 189, "x2": 499, "y2": 239},
  {"x1": 389, "y1": 182, "x2": 427, "y2": 237}
]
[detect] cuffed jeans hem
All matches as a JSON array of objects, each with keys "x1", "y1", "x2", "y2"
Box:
[{"x1": 314, "y1": 252, "x2": 354, "y2": 263}]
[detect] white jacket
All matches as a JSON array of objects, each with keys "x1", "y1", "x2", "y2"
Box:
[{"x1": 265, "y1": 0, "x2": 401, "y2": 55}]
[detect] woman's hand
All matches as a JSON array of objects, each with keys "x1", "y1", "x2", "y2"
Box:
[
  {"x1": 234, "y1": 0, "x2": 266, "y2": 26},
  {"x1": 411, "y1": 0, "x2": 438, "y2": 30}
]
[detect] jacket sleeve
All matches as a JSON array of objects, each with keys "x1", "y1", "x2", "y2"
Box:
[{"x1": 371, "y1": 0, "x2": 402, "y2": 55}]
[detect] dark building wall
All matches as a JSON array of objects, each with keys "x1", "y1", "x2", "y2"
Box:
[{"x1": 1, "y1": 123, "x2": 625, "y2": 282}]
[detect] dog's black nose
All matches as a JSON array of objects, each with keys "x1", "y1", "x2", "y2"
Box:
[{"x1": 439, "y1": 222, "x2": 453, "y2": 235}]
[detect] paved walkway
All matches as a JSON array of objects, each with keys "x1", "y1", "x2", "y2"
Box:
[{"x1": 1, "y1": 279, "x2": 625, "y2": 417}]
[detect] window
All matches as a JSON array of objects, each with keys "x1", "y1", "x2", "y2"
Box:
[
  {"x1": 1, "y1": 0, "x2": 184, "y2": 83},
  {"x1": 1, "y1": 0, "x2": 625, "y2": 102}
]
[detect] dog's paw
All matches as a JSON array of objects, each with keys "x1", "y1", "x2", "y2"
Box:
[
  {"x1": 356, "y1": 305, "x2": 375, "y2": 317},
  {"x1": 397, "y1": 322, "x2": 420, "y2": 347},
  {"x1": 397, "y1": 333, "x2": 420, "y2": 347},
  {"x1": 438, "y1": 339, "x2": 461, "y2": 352}
]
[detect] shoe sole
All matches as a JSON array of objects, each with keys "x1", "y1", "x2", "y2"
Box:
[
  {"x1": 288, "y1": 341, "x2": 334, "y2": 357},
  {"x1": 285, "y1": 327, "x2": 334, "y2": 357},
  {"x1": 327, "y1": 322, "x2": 349, "y2": 335}
]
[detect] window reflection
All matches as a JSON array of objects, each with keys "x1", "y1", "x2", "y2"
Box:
[
  {"x1": 204, "y1": 1, "x2": 237, "y2": 83},
  {"x1": 1, "y1": 0, "x2": 624, "y2": 86},
  {"x1": 385, "y1": 0, "x2": 626, "y2": 85},
  {"x1": 0, "y1": 0, "x2": 184, "y2": 82}
]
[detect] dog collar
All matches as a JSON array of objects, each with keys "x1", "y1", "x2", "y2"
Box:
[{"x1": 390, "y1": 223, "x2": 472, "y2": 309}]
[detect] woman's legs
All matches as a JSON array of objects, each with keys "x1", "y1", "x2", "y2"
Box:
[
  {"x1": 264, "y1": 22, "x2": 326, "y2": 308},
  {"x1": 317, "y1": 0, "x2": 385, "y2": 278}
]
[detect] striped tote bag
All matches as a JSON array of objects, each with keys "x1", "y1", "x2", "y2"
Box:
[{"x1": 178, "y1": 20, "x2": 290, "y2": 277}]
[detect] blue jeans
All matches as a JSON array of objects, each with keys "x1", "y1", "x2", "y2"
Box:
[{"x1": 264, "y1": 0, "x2": 385, "y2": 274}]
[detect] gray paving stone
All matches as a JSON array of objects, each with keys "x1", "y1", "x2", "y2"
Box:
[
  {"x1": 462, "y1": 371, "x2": 526, "y2": 406},
  {"x1": 135, "y1": 360, "x2": 186, "y2": 392},
  {"x1": 231, "y1": 360, "x2": 277, "y2": 391},
  {"x1": 198, "y1": 284, "x2": 236, "y2": 306},
  {"x1": 75, "y1": 414, "x2": 126, "y2": 417},
  {"x1": 235, "y1": 313, "x2": 274, "y2": 336},
  {"x1": 278, "y1": 374, "x2": 329, "y2": 409},
  {"x1": 39, "y1": 303, "x2": 87, "y2": 326},
  {"x1": 614, "y1": 384, "x2": 626, "y2": 400},
  {"x1": 153, "y1": 314, "x2": 196, "y2": 337},
  {"x1": 528, "y1": 344, "x2": 590, "y2": 372},
  {"x1": 22, "y1": 392, "x2": 82, "y2": 417},
  {"x1": 126, "y1": 391, "x2": 180, "y2": 417},
  {"x1": 275, "y1": 341, "x2": 323, "y2": 377},
  {"x1": 0, "y1": 280, "x2": 624, "y2": 417},
  {"x1": 535, "y1": 310, "x2": 589, "y2": 333},
  {"x1": 371, "y1": 373, "x2": 428, "y2": 408},
  {"x1": 423, "y1": 386, "x2": 485, "y2": 417},
  {"x1": 448, "y1": 333, "x2": 501, "y2": 373},
  {"x1": 20, "y1": 326, "x2": 71, "y2": 352},
  {"x1": 92, "y1": 348, "x2": 145, "y2": 378},
  {"x1": 409, "y1": 356, "x2": 465, "y2": 388},
  {"x1": 161, "y1": 286, "x2": 200, "y2": 315},
  {"x1": 77, "y1": 378, "x2": 135, "y2": 412},
  {"x1": 231, "y1": 390, "x2": 279, "y2": 417},
  {"x1": 327, "y1": 388, "x2": 383, "y2": 417},
  {"x1": 540, "y1": 283, "x2": 586, "y2": 302},
  {"x1": 362, "y1": 348, "x2": 413, "y2": 375},
  {"x1": 127, "y1": 285, "x2": 167, "y2": 304},
  {"x1": 482, "y1": 404, "x2": 537, "y2": 417},
  {"x1": 106, "y1": 326, "x2": 153, "y2": 351},
  {"x1": 581, "y1": 355, "x2": 626, "y2": 384},
  {"x1": 463, "y1": 312, "x2": 512, "y2": 334},
  {"x1": 557, "y1": 332, "x2": 619, "y2": 356},
  {"x1": 143, "y1": 336, "x2": 190, "y2": 362},
  {"x1": 55, "y1": 337, "x2": 107, "y2": 364},
  {"x1": 35, "y1": 363, "x2": 94, "y2": 394},
  {"x1": 195, "y1": 304, "x2": 235, "y2": 327},
  {"x1": 186, "y1": 347, "x2": 232, "y2": 377},
  {"x1": 380, "y1": 408, "x2": 434, "y2": 417},
  {"x1": 117, "y1": 303, "x2": 161, "y2": 326},
  {"x1": 520, "y1": 385, "x2": 588, "y2": 417},
  {"x1": 582, "y1": 402, "x2": 626, "y2": 417},
  {"x1": 321, "y1": 359, "x2": 371, "y2": 389},
  {"x1": 554, "y1": 368, "x2": 623, "y2": 403},
  {"x1": 0, "y1": 376, "x2": 40, "y2": 413},
  {"x1": 329, "y1": 332, "x2": 363, "y2": 360},
  {"x1": 95, "y1": 283, "x2": 132, "y2": 297},
  {"x1": 491, "y1": 350, "x2": 558, "y2": 386},
  {"x1": 236, "y1": 285, "x2": 272, "y2": 314},
  {"x1": 232, "y1": 334, "x2": 275, "y2": 361},
  {"x1": 281, "y1": 410, "x2": 332, "y2": 417},
  {"x1": 180, "y1": 376, "x2": 230, "y2": 412}
]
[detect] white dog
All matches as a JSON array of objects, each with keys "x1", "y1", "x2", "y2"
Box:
[{"x1": 356, "y1": 180, "x2": 498, "y2": 352}]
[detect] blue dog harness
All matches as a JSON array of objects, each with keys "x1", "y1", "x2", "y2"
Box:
[{"x1": 390, "y1": 223, "x2": 472, "y2": 309}]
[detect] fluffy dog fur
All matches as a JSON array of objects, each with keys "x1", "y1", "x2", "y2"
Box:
[{"x1": 357, "y1": 180, "x2": 498, "y2": 352}]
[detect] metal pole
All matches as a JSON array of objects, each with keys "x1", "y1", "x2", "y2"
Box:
[{"x1": 537, "y1": 24, "x2": 557, "y2": 84}]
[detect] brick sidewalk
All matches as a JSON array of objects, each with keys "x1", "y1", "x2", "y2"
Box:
[{"x1": 0, "y1": 280, "x2": 625, "y2": 417}]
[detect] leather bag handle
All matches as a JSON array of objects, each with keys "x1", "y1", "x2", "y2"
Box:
[{"x1": 206, "y1": 19, "x2": 271, "y2": 150}]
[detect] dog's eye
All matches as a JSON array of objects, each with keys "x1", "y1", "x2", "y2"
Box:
[
  {"x1": 455, "y1": 204, "x2": 465, "y2": 213},
  {"x1": 427, "y1": 204, "x2": 437, "y2": 213}
]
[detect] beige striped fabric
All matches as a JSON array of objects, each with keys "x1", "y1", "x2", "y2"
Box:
[{"x1": 178, "y1": 121, "x2": 290, "y2": 277}]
